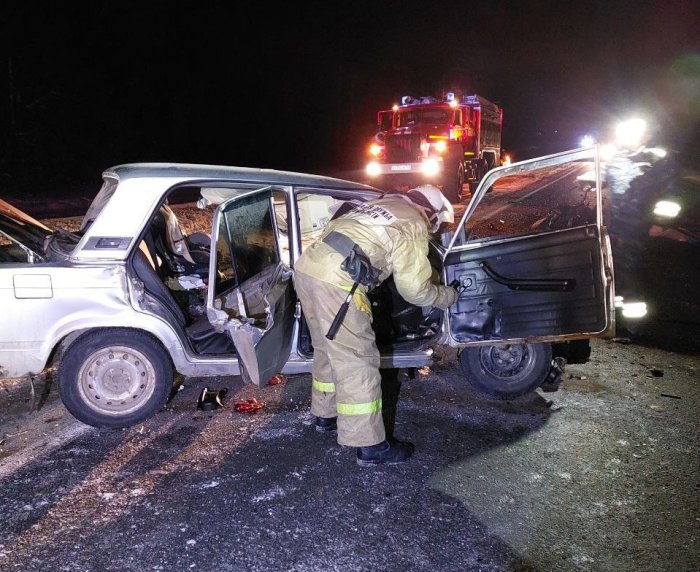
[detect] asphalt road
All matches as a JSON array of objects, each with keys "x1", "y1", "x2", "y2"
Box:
[{"x1": 1, "y1": 339, "x2": 698, "y2": 572}]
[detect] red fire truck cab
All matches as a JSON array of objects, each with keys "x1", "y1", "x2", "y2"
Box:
[{"x1": 366, "y1": 93, "x2": 503, "y2": 202}]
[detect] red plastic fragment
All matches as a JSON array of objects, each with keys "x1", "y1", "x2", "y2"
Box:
[
  {"x1": 266, "y1": 374, "x2": 286, "y2": 386},
  {"x1": 233, "y1": 398, "x2": 264, "y2": 413}
]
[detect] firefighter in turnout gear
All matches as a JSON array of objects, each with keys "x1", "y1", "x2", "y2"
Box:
[{"x1": 293, "y1": 185, "x2": 458, "y2": 466}]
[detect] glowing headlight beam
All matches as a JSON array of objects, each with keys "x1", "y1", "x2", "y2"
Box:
[
  {"x1": 615, "y1": 118, "x2": 647, "y2": 148},
  {"x1": 653, "y1": 200, "x2": 681, "y2": 218}
]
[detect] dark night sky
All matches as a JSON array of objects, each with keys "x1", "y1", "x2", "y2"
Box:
[{"x1": 1, "y1": 1, "x2": 699, "y2": 195}]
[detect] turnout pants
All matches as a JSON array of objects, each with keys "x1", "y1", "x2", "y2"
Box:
[{"x1": 294, "y1": 271, "x2": 385, "y2": 447}]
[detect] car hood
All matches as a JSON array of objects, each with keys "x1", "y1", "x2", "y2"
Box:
[{"x1": 0, "y1": 199, "x2": 53, "y2": 258}]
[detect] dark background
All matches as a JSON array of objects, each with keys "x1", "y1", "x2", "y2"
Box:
[{"x1": 1, "y1": 1, "x2": 698, "y2": 196}]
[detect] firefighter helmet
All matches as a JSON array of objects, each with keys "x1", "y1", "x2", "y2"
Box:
[{"x1": 406, "y1": 185, "x2": 454, "y2": 232}]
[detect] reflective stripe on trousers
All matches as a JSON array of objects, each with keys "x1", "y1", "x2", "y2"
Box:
[{"x1": 294, "y1": 271, "x2": 386, "y2": 447}]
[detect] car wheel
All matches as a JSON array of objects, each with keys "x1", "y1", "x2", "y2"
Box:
[
  {"x1": 58, "y1": 329, "x2": 173, "y2": 428},
  {"x1": 458, "y1": 342, "x2": 552, "y2": 399}
]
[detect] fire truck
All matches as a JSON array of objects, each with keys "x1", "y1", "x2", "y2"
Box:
[{"x1": 365, "y1": 92, "x2": 503, "y2": 202}]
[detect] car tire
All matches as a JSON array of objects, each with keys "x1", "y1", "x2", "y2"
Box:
[
  {"x1": 458, "y1": 342, "x2": 552, "y2": 399},
  {"x1": 57, "y1": 328, "x2": 173, "y2": 428}
]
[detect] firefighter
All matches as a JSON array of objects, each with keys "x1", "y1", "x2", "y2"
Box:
[{"x1": 293, "y1": 185, "x2": 458, "y2": 466}]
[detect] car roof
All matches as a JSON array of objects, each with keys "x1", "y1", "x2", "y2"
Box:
[
  {"x1": 104, "y1": 163, "x2": 378, "y2": 191},
  {"x1": 72, "y1": 163, "x2": 380, "y2": 263}
]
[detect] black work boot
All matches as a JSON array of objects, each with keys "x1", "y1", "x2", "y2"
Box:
[
  {"x1": 356, "y1": 439, "x2": 415, "y2": 467},
  {"x1": 315, "y1": 416, "x2": 337, "y2": 433}
]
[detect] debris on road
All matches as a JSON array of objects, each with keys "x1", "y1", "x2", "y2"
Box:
[
  {"x1": 266, "y1": 374, "x2": 286, "y2": 386},
  {"x1": 233, "y1": 398, "x2": 264, "y2": 413},
  {"x1": 196, "y1": 388, "x2": 228, "y2": 411}
]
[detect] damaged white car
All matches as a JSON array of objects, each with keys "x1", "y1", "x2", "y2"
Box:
[{"x1": 0, "y1": 147, "x2": 615, "y2": 428}]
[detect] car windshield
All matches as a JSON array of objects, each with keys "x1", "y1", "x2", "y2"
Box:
[{"x1": 0, "y1": 199, "x2": 53, "y2": 258}]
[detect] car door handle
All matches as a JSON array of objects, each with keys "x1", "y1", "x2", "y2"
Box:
[{"x1": 479, "y1": 261, "x2": 576, "y2": 292}]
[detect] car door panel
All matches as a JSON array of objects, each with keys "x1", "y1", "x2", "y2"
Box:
[
  {"x1": 207, "y1": 188, "x2": 296, "y2": 386},
  {"x1": 443, "y1": 147, "x2": 613, "y2": 346},
  {"x1": 445, "y1": 226, "x2": 607, "y2": 342}
]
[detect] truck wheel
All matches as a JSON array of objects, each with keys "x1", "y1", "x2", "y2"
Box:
[
  {"x1": 57, "y1": 329, "x2": 173, "y2": 428},
  {"x1": 441, "y1": 161, "x2": 464, "y2": 203},
  {"x1": 459, "y1": 342, "x2": 552, "y2": 399}
]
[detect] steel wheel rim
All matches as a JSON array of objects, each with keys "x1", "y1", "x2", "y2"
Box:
[
  {"x1": 480, "y1": 344, "x2": 535, "y2": 380},
  {"x1": 77, "y1": 345, "x2": 157, "y2": 416}
]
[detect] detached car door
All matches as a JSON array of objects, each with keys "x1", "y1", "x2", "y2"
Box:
[
  {"x1": 206, "y1": 187, "x2": 296, "y2": 385},
  {"x1": 443, "y1": 147, "x2": 614, "y2": 346}
]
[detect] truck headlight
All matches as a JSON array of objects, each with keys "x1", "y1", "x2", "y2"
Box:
[
  {"x1": 366, "y1": 161, "x2": 381, "y2": 177},
  {"x1": 421, "y1": 158, "x2": 440, "y2": 177},
  {"x1": 432, "y1": 140, "x2": 447, "y2": 154}
]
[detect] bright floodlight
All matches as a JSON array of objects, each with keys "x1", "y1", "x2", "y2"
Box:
[
  {"x1": 580, "y1": 134, "x2": 595, "y2": 147},
  {"x1": 621, "y1": 301, "x2": 648, "y2": 319},
  {"x1": 615, "y1": 118, "x2": 647, "y2": 148},
  {"x1": 653, "y1": 200, "x2": 681, "y2": 218}
]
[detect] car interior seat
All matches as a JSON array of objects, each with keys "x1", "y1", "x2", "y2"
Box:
[
  {"x1": 143, "y1": 205, "x2": 209, "y2": 281},
  {"x1": 132, "y1": 249, "x2": 235, "y2": 355}
]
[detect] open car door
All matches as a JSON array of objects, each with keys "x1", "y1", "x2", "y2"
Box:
[
  {"x1": 443, "y1": 147, "x2": 614, "y2": 346},
  {"x1": 206, "y1": 187, "x2": 296, "y2": 385}
]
